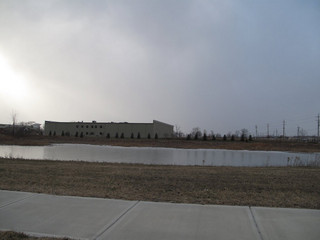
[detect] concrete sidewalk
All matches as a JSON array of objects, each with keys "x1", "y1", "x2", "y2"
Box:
[{"x1": 0, "y1": 190, "x2": 319, "y2": 240}]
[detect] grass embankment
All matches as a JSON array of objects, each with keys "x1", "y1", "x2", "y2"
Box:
[
  {"x1": 1, "y1": 158, "x2": 319, "y2": 209},
  {"x1": 0, "y1": 231, "x2": 68, "y2": 240},
  {"x1": 0, "y1": 135, "x2": 319, "y2": 152},
  {"x1": 0, "y1": 231, "x2": 67, "y2": 240}
]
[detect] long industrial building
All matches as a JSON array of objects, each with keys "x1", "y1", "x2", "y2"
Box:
[{"x1": 44, "y1": 120, "x2": 174, "y2": 139}]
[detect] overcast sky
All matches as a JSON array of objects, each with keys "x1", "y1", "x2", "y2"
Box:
[{"x1": 0, "y1": 0, "x2": 319, "y2": 136}]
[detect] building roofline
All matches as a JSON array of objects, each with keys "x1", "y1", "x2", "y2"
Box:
[
  {"x1": 153, "y1": 120, "x2": 174, "y2": 127},
  {"x1": 45, "y1": 120, "x2": 171, "y2": 125}
]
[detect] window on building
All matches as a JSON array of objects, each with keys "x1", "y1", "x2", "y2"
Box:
[
  {"x1": 100, "y1": 125, "x2": 102, "y2": 128},
  {"x1": 76, "y1": 125, "x2": 79, "y2": 128},
  {"x1": 100, "y1": 132, "x2": 102, "y2": 135},
  {"x1": 86, "y1": 125, "x2": 88, "y2": 128}
]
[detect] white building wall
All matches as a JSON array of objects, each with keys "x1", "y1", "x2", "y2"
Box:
[
  {"x1": 44, "y1": 120, "x2": 173, "y2": 139},
  {"x1": 153, "y1": 120, "x2": 174, "y2": 138}
]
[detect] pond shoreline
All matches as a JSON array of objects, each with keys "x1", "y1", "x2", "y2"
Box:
[
  {"x1": 0, "y1": 135, "x2": 319, "y2": 153},
  {"x1": 1, "y1": 144, "x2": 319, "y2": 167}
]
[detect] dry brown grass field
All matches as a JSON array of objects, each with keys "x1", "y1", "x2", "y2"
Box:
[
  {"x1": 1, "y1": 136, "x2": 319, "y2": 239},
  {"x1": 1, "y1": 158, "x2": 319, "y2": 209}
]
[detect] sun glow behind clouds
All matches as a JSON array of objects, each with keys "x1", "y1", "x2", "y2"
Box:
[{"x1": 0, "y1": 54, "x2": 30, "y2": 102}]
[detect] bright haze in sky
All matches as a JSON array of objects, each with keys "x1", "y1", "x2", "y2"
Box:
[{"x1": 0, "y1": 0, "x2": 319, "y2": 136}]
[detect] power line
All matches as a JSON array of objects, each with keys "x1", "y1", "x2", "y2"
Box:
[{"x1": 259, "y1": 113, "x2": 319, "y2": 137}]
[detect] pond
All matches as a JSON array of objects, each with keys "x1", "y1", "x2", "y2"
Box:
[{"x1": 0, "y1": 144, "x2": 319, "y2": 167}]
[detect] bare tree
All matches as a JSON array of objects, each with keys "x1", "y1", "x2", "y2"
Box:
[
  {"x1": 174, "y1": 125, "x2": 184, "y2": 138},
  {"x1": 234, "y1": 130, "x2": 241, "y2": 138},
  {"x1": 190, "y1": 127, "x2": 202, "y2": 139},
  {"x1": 240, "y1": 128, "x2": 249, "y2": 141},
  {"x1": 11, "y1": 111, "x2": 17, "y2": 136},
  {"x1": 210, "y1": 130, "x2": 214, "y2": 138},
  {"x1": 203, "y1": 129, "x2": 207, "y2": 136},
  {"x1": 299, "y1": 128, "x2": 308, "y2": 137},
  {"x1": 241, "y1": 128, "x2": 249, "y2": 138}
]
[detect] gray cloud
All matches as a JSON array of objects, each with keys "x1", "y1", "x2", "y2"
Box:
[{"x1": 0, "y1": 0, "x2": 319, "y2": 135}]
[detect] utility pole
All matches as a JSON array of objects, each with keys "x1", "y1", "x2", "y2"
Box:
[
  {"x1": 267, "y1": 123, "x2": 269, "y2": 138},
  {"x1": 297, "y1": 126, "x2": 300, "y2": 138},
  {"x1": 317, "y1": 114, "x2": 320, "y2": 141},
  {"x1": 283, "y1": 120, "x2": 286, "y2": 138},
  {"x1": 255, "y1": 125, "x2": 258, "y2": 139}
]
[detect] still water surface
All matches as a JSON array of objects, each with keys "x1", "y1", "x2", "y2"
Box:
[{"x1": 0, "y1": 144, "x2": 319, "y2": 167}]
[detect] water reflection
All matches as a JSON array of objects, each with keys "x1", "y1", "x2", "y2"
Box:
[{"x1": 0, "y1": 144, "x2": 319, "y2": 167}]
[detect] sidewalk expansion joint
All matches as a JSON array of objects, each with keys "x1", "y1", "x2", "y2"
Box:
[
  {"x1": 249, "y1": 206, "x2": 264, "y2": 240},
  {"x1": 93, "y1": 200, "x2": 140, "y2": 240},
  {"x1": 0, "y1": 194, "x2": 36, "y2": 209}
]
